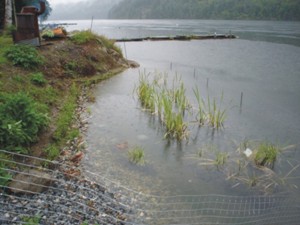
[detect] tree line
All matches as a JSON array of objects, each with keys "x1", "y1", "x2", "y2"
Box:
[{"x1": 108, "y1": 0, "x2": 300, "y2": 20}]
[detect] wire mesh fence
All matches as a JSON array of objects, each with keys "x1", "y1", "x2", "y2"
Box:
[{"x1": 1, "y1": 149, "x2": 299, "y2": 225}]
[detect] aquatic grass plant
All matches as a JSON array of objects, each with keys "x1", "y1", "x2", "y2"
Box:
[
  {"x1": 173, "y1": 81, "x2": 190, "y2": 115},
  {"x1": 136, "y1": 72, "x2": 188, "y2": 140},
  {"x1": 254, "y1": 142, "x2": 279, "y2": 168},
  {"x1": 136, "y1": 72, "x2": 227, "y2": 140},
  {"x1": 193, "y1": 87, "x2": 226, "y2": 129},
  {"x1": 206, "y1": 92, "x2": 226, "y2": 129},
  {"x1": 159, "y1": 85, "x2": 188, "y2": 140},
  {"x1": 215, "y1": 152, "x2": 228, "y2": 167},
  {"x1": 137, "y1": 74, "x2": 156, "y2": 113},
  {"x1": 128, "y1": 146, "x2": 145, "y2": 165},
  {"x1": 193, "y1": 87, "x2": 206, "y2": 125}
]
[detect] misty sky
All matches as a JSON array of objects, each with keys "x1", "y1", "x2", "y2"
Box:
[{"x1": 49, "y1": 0, "x2": 87, "y2": 6}]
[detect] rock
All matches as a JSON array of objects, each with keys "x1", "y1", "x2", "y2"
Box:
[
  {"x1": 9, "y1": 169, "x2": 53, "y2": 194},
  {"x1": 70, "y1": 151, "x2": 84, "y2": 163},
  {"x1": 127, "y1": 60, "x2": 140, "y2": 68}
]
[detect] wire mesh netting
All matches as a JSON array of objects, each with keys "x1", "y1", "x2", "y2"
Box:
[{"x1": 1, "y1": 149, "x2": 299, "y2": 225}]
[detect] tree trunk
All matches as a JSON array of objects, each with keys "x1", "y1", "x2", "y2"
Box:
[{"x1": 5, "y1": 0, "x2": 12, "y2": 27}]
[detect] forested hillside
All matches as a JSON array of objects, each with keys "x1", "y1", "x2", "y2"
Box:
[{"x1": 108, "y1": 0, "x2": 300, "y2": 20}]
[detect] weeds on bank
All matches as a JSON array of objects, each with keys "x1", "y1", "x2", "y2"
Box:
[
  {"x1": 71, "y1": 30, "x2": 96, "y2": 44},
  {"x1": 0, "y1": 35, "x2": 13, "y2": 64},
  {"x1": 30, "y1": 72, "x2": 47, "y2": 86},
  {"x1": 53, "y1": 83, "x2": 79, "y2": 142},
  {"x1": 0, "y1": 153, "x2": 14, "y2": 186},
  {"x1": 21, "y1": 215, "x2": 41, "y2": 225},
  {"x1": 71, "y1": 30, "x2": 122, "y2": 56},
  {"x1": 128, "y1": 146, "x2": 145, "y2": 165},
  {"x1": 5, "y1": 44, "x2": 44, "y2": 69}
]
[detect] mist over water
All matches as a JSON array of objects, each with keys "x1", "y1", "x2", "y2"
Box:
[{"x1": 47, "y1": 19, "x2": 300, "y2": 47}]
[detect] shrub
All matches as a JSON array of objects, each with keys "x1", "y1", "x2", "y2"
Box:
[
  {"x1": 30, "y1": 72, "x2": 47, "y2": 86},
  {"x1": 0, "y1": 92, "x2": 49, "y2": 154},
  {"x1": 5, "y1": 44, "x2": 44, "y2": 69}
]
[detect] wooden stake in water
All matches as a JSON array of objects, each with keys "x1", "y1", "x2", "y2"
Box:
[
  {"x1": 170, "y1": 62, "x2": 173, "y2": 70},
  {"x1": 206, "y1": 78, "x2": 209, "y2": 88},
  {"x1": 123, "y1": 42, "x2": 128, "y2": 59},
  {"x1": 90, "y1": 16, "x2": 94, "y2": 31},
  {"x1": 193, "y1": 68, "x2": 196, "y2": 78},
  {"x1": 240, "y1": 92, "x2": 244, "y2": 113}
]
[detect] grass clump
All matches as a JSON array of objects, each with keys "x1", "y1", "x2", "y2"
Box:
[
  {"x1": 5, "y1": 44, "x2": 44, "y2": 69},
  {"x1": 215, "y1": 152, "x2": 228, "y2": 167},
  {"x1": 30, "y1": 72, "x2": 47, "y2": 86},
  {"x1": 0, "y1": 92, "x2": 49, "y2": 154},
  {"x1": 207, "y1": 93, "x2": 226, "y2": 129},
  {"x1": 71, "y1": 30, "x2": 96, "y2": 44},
  {"x1": 136, "y1": 72, "x2": 189, "y2": 140},
  {"x1": 254, "y1": 142, "x2": 279, "y2": 168},
  {"x1": 98, "y1": 35, "x2": 123, "y2": 56},
  {"x1": 0, "y1": 35, "x2": 13, "y2": 64},
  {"x1": 71, "y1": 30, "x2": 123, "y2": 56},
  {"x1": 137, "y1": 74, "x2": 156, "y2": 113},
  {"x1": 50, "y1": 83, "x2": 80, "y2": 159},
  {"x1": 193, "y1": 87, "x2": 226, "y2": 129},
  {"x1": 128, "y1": 146, "x2": 145, "y2": 165},
  {"x1": 21, "y1": 215, "x2": 41, "y2": 225}
]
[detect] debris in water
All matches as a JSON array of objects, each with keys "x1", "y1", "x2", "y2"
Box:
[{"x1": 243, "y1": 148, "x2": 253, "y2": 157}]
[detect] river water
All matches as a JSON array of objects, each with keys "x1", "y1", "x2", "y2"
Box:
[{"x1": 52, "y1": 20, "x2": 300, "y2": 198}]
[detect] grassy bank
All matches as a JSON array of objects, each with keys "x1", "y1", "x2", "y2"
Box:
[{"x1": 0, "y1": 31, "x2": 128, "y2": 186}]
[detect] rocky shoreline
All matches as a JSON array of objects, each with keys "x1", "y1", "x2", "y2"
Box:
[{"x1": 1, "y1": 171, "x2": 128, "y2": 225}]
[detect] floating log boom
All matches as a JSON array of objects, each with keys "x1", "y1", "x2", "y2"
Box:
[{"x1": 115, "y1": 34, "x2": 237, "y2": 42}]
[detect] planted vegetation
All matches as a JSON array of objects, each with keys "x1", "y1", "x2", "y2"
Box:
[
  {"x1": 187, "y1": 139, "x2": 299, "y2": 193},
  {"x1": 193, "y1": 87, "x2": 226, "y2": 129},
  {"x1": 128, "y1": 146, "x2": 145, "y2": 165},
  {"x1": 136, "y1": 71, "x2": 226, "y2": 140},
  {"x1": 254, "y1": 142, "x2": 279, "y2": 168},
  {"x1": 136, "y1": 73, "x2": 189, "y2": 140}
]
